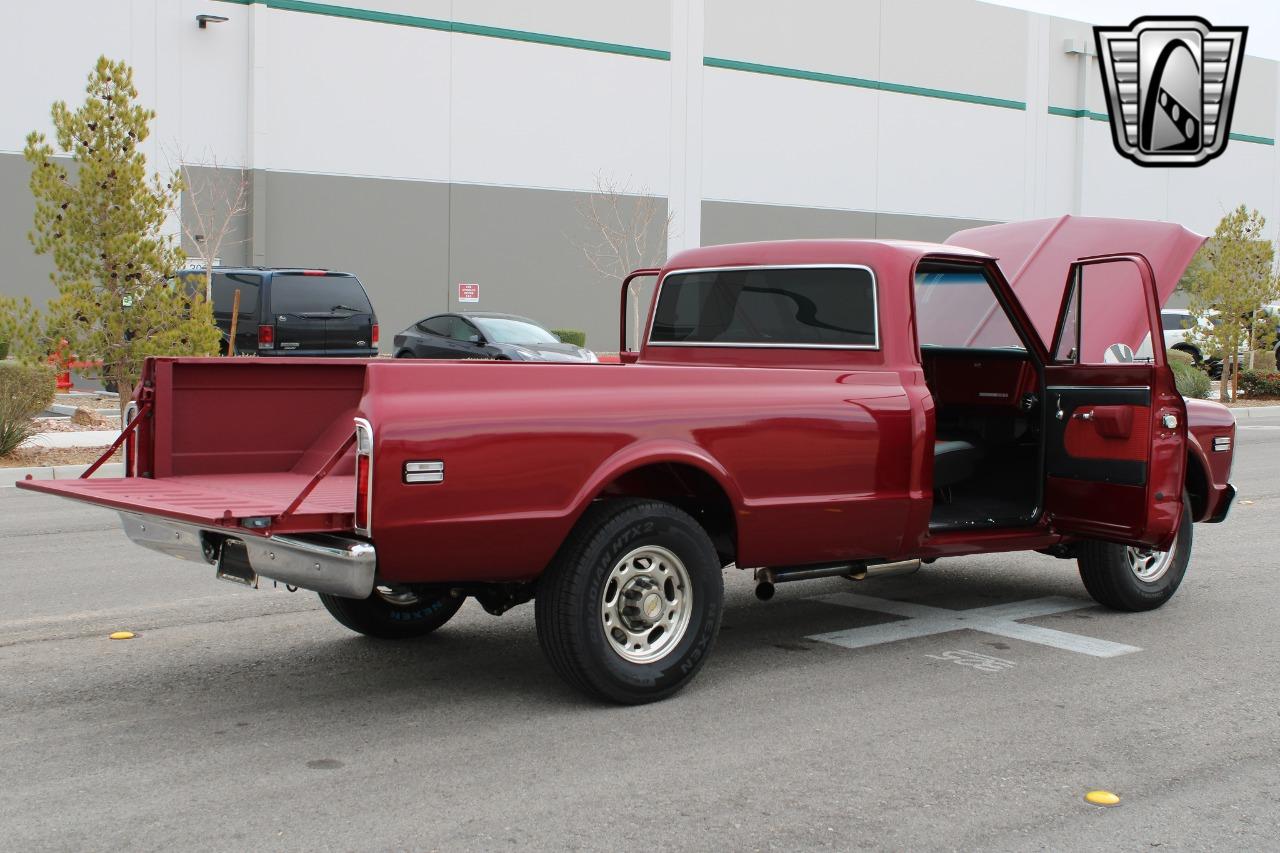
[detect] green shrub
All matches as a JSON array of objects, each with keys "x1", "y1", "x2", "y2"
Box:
[
  {"x1": 0, "y1": 362, "x2": 57, "y2": 456},
  {"x1": 1167, "y1": 348, "x2": 1195, "y2": 366},
  {"x1": 0, "y1": 340, "x2": 9, "y2": 360},
  {"x1": 1171, "y1": 359, "x2": 1210, "y2": 399},
  {"x1": 551, "y1": 328, "x2": 587, "y2": 347},
  {"x1": 1238, "y1": 369, "x2": 1280, "y2": 399}
]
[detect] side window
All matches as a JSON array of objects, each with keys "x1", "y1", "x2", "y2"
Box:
[
  {"x1": 913, "y1": 267, "x2": 1025, "y2": 350},
  {"x1": 1053, "y1": 273, "x2": 1081, "y2": 362},
  {"x1": 211, "y1": 273, "x2": 261, "y2": 318},
  {"x1": 1068, "y1": 260, "x2": 1152, "y2": 364},
  {"x1": 420, "y1": 316, "x2": 452, "y2": 337},
  {"x1": 449, "y1": 318, "x2": 480, "y2": 342},
  {"x1": 650, "y1": 267, "x2": 877, "y2": 347}
]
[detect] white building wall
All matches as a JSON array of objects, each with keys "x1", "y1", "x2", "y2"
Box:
[{"x1": 1, "y1": 0, "x2": 1277, "y2": 240}]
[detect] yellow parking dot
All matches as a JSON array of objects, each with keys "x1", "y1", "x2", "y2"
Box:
[
  {"x1": 109, "y1": 631, "x2": 135, "y2": 640},
  {"x1": 1085, "y1": 790, "x2": 1120, "y2": 806}
]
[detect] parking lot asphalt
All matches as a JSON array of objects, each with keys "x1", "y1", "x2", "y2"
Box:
[{"x1": 2, "y1": 410, "x2": 1278, "y2": 852}]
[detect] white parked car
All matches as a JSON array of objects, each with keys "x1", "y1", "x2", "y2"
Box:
[{"x1": 1135, "y1": 308, "x2": 1203, "y2": 363}]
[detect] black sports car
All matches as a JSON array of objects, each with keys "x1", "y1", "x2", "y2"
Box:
[{"x1": 392, "y1": 312, "x2": 598, "y2": 362}]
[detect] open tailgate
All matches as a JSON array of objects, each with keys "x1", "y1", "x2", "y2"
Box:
[
  {"x1": 18, "y1": 472, "x2": 354, "y2": 534},
  {"x1": 16, "y1": 357, "x2": 368, "y2": 536}
]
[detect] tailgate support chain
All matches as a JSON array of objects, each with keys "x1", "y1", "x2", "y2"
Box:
[
  {"x1": 81, "y1": 401, "x2": 152, "y2": 480},
  {"x1": 275, "y1": 431, "x2": 357, "y2": 526}
]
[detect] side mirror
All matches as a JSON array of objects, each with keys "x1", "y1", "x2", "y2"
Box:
[
  {"x1": 466, "y1": 333, "x2": 483, "y2": 344},
  {"x1": 1104, "y1": 343, "x2": 1135, "y2": 363},
  {"x1": 618, "y1": 268, "x2": 661, "y2": 361}
]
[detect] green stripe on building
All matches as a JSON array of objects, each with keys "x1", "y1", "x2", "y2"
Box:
[
  {"x1": 1048, "y1": 106, "x2": 1275, "y2": 145},
  {"x1": 704, "y1": 57, "x2": 1026, "y2": 110},
  {"x1": 212, "y1": 0, "x2": 670, "y2": 60}
]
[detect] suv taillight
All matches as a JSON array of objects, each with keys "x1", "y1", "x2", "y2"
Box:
[
  {"x1": 258, "y1": 324, "x2": 274, "y2": 349},
  {"x1": 354, "y1": 418, "x2": 373, "y2": 535},
  {"x1": 371, "y1": 324, "x2": 379, "y2": 347}
]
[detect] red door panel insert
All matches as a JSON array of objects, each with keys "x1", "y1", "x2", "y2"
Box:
[{"x1": 1064, "y1": 405, "x2": 1150, "y2": 461}]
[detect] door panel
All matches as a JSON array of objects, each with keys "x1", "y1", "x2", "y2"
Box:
[{"x1": 1047, "y1": 385, "x2": 1150, "y2": 485}]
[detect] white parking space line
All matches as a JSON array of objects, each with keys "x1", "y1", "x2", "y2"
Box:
[
  {"x1": 808, "y1": 594, "x2": 1142, "y2": 658},
  {"x1": 980, "y1": 621, "x2": 1141, "y2": 658},
  {"x1": 1237, "y1": 425, "x2": 1280, "y2": 430}
]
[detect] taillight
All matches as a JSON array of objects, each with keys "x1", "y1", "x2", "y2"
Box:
[
  {"x1": 371, "y1": 324, "x2": 379, "y2": 347},
  {"x1": 258, "y1": 324, "x2": 274, "y2": 348},
  {"x1": 354, "y1": 418, "x2": 373, "y2": 535}
]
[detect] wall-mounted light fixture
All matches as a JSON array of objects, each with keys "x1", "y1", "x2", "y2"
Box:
[{"x1": 196, "y1": 14, "x2": 229, "y2": 29}]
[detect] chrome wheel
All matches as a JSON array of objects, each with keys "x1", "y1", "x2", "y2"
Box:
[
  {"x1": 1126, "y1": 542, "x2": 1176, "y2": 584},
  {"x1": 600, "y1": 545, "x2": 693, "y2": 664},
  {"x1": 375, "y1": 585, "x2": 421, "y2": 607}
]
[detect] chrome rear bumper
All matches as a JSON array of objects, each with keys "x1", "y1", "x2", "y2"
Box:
[{"x1": 119, "y1": 512, "x2": 376, "y2": 599}]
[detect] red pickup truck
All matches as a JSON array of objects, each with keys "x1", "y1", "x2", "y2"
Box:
[{"x1": 20, "y1": 215, "x2": 1236, "y2": 704}]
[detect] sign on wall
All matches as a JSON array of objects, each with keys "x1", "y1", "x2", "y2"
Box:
[{"x1": 458, "y1": 283, "x2": 480, "y2": 303}]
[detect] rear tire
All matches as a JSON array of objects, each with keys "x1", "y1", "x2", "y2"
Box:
[
  {"x1": 535, "y1": 499, "x2": 723, "y2": 704},
  {"x1": 1076, "y1": 495, "x2": 1193, "y2": 612},
  {"x1": 319, "y1": 587, "x2": 463, "y2": 639}
]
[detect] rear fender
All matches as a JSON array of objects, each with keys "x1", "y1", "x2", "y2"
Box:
[{"x1": 565, "y1": 440, "x2": 745, "y2": 536}]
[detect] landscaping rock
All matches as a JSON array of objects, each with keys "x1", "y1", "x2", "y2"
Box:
[{"x1": 71, "y1": 406, "x2": 109, "y2": 428}]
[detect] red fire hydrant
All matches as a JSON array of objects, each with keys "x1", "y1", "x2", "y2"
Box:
[{"x1": 47, "y1": 339, "x2": 74, "y2": 392}]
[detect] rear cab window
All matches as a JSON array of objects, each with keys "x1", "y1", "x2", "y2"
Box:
[
  {"x1": 649, "y1": 266, "x2": 878, "y2": 348},
  {"x1": 270, "y1": 274, "x2": 373, "y2": 316}
]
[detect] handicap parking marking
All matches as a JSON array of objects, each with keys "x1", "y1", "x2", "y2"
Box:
[{"x1": 806, "y1": 593, "x2": 1142, "y2": 658}]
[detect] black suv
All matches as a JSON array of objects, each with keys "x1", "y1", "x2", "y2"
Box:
[{"x1": 180, "y1": 268, "x2": 378, "y2": 357}]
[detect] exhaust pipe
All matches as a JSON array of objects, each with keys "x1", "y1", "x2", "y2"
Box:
[
  {"x1": 846, "y1": 559, "x2": 921, "y2": 581},
  {"x1": 753, "y1": 558, "x2": 921, "y2": 600}
]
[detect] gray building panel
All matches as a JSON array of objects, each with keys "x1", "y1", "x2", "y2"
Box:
[
  {"x1": 261, "y1": 171, "x2": 451, "y2": 353},
  {"x1": 448, "y1": 183, "x2": 667, "y2": 353},
  {"x1": 0, "y1": 152, "x2": 55, "y2": 306},
  {"x1": 702, "y1": 199, "x2": 995, "y2": 245}
]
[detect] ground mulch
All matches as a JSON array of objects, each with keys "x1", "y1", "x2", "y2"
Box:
[
  {"x1": 32, "y1": 417, "x2": 120, "y2": 432},
  {"x1": 0, "y1": 446, "x2": 120, "y2": 469}
]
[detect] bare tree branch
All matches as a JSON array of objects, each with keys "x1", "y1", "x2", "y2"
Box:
[
  {"x1": 169, "y1": 146, "x2": 250, "y2": 329},
  {"x1": 570, "y1": 174, "x2": 675, "y2": 348}
]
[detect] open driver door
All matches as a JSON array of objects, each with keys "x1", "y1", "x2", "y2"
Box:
[{"x1": 1042, "y1": 255, "x2": 1187, "y2": 549}]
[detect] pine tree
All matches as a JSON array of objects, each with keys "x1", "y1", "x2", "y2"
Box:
[
  {"x1": 4, "y1": 57, "x2": 219, "y2": 414},
  {"x1": 1184, "y1": 206, "x2": 1280, "y2": 402}
]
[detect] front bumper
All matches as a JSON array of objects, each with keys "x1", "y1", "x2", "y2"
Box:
[{"x1": 119, "y1": 512, "x2": 376, "y2": 598}]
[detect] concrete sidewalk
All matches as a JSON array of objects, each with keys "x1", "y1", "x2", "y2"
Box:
[{"x1": 19, "y1": 429, "x2": 121, "y2": 449}]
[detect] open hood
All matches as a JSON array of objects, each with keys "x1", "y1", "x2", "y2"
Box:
[{"x1": 947, "y1": 215, "x2": 1205, "y2": 352}]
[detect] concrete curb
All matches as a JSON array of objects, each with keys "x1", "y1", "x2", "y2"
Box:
[
  {"x1": 1226, "y1": 405, "x2": 1280, "y2": 418},
  {"x1": 2, "y1": 462, "x2": 125, "y2": 488}
]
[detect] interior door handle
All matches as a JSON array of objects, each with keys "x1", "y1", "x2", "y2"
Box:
[{"x1": 1072, "y1": 410, "x2": 1094, "y2": 421}]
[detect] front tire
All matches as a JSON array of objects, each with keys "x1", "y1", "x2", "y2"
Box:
[
  {"x1": 1076, "y1": 496, "x2": 1193, "y2": 612},
  {"x1": 535, "y1": 499, "x2": 723, "y2": 704},
  {"x1": 319, "y1": 587, "x2": 464, "y2": 639}
]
